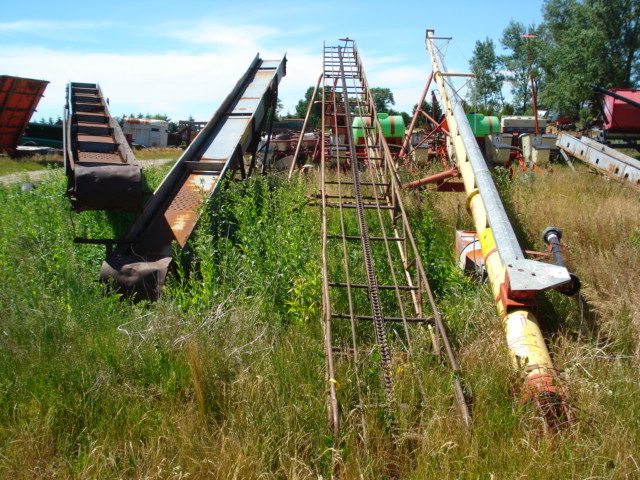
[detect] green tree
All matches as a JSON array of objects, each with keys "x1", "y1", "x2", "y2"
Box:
[
  {"x1": 149, "y1": 114, "x2": 178, "y2": 134},
  {"x1": 468, "y1": 38, "x2": 505, "y2": 115},
  {"x1": 539, "y1": 0, "x2": 640, "y2": 117},
  {"x1": 411, "y1": 95, "x2": 443, "y2": 128},
  {"x1": 411, "y1": 101, "x2": 429, "y2": 128},
  {"x1": 294, "y1": 86, "x2": 322, "y2": 128},
  {"x1": 584, "y1": 0, "x2": 640, "y2": 87},
  {"x1": 370, "y1": 87, "x2": 395, "y2": 113},
  {"x1": 540, "y1": 0, "x2": 606, "y2": 116},
  {"x1": 276, "y1": 98, "x2": 284, "y2": 120},
  {"x1": 500, "y1": 21, "x2": 543, "y2": 114},
  {"x1": 399, "y1": 111, "x2": 411, "y2": 126}
]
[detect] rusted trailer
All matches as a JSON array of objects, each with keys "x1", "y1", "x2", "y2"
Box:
[{"x1": 0, "y1": 75, "x2": 48, "y2": 155}]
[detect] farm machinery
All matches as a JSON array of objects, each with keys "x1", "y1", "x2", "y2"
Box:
[
  {"x1": 416, "y1": 29, "x2": 580, "y2": 428},
  {"x1": 0, "y1": 75, "x2": 49, "y2": 156},
  {"x1": 591, "y1": 84, "x2": 640, "y2": 147},
  {"x1": 63, "y1": 82, "x2": 142, "y2": 212},
  {"x1": 287, "y1": 39, "x2": 471, "y2": 450},
  {"x1": 52, "y1": 29, "x2": 594, "y2": 445},
  {"x1": 63, "y1": 55, "x2": 286, "y2": 299},
  {"x1": 556, "y1": 85, "x2": 640, "y2": 190}
]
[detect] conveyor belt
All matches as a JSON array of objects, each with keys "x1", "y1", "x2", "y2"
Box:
[
  {"x1": 64, "y1": 82, "x2": 141, "y2": 211},
  {"x1": 316, "y1": 40, "x2": 471, "y2": 450},
  {"x1": 100, "y1": 54, "x2": 286, "y2": 299}
]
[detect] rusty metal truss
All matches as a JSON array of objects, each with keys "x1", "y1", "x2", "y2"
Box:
[{"x1": 313, "y1": 40, "x2": 471, "y2": 450}]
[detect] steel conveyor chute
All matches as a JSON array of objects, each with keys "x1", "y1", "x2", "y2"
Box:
[
  {"x1": 100, "y1": 54, "x2": 286, "y2": 299},
  {"x1": 64, "y1": 82, "x2": 142, "y2": 211}
]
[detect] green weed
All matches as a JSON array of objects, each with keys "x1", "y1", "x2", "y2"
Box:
[{"x1": 0, "y1": 164, "x2": 638, "y2": 478}]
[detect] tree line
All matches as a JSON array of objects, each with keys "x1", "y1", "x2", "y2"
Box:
[
  {"x1": 282, "y1": 86, "x2": 411, "y2": 128},
  {"x1": 34, "y1": 113, "x2": 184, "y2": 134},
  {"x1": 469, "y1": 0, "x2": 639, "y2": 121}
]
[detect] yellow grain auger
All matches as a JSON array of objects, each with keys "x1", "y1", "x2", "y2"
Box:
[{"x1": 425, "y1": 29, "x2": 580, "y2": 430}]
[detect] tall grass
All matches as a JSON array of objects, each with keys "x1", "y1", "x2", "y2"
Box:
[
  {"x1": 0, "y1": 164, "x2": 638, "y2": 478},
  {"x1": 509, "y1": 165, "x2": 640, "y2": 356},
  {"x1": 0, "y1": 153, "x2": 63, "y2": 176}
]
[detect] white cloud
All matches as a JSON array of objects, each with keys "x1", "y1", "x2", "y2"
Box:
[
  {"x1": 0, "y1": 20, "x2": 110, "y2": 33},
  {"x1": 274, "y1": 48, "x2": 322, "y2": 116},
  {"x1": 0, "y1": 46, "x2": 317, "y2": 123},
  {"x1": 0, "y1": 38, "x2": 430, "y2": 125},
  {"x1": 164, "y1": 22, "x2": 279, "y2": 48},
  {"x1": 368, "y1": 65, "x2": 428, "y2": 87}
]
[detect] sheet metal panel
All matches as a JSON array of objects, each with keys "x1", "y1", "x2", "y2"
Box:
[
  {"x1": 201, "y1": 117, "x2": 252, "y2": 161},
  {"x1": 0, "y1": 76, "x2": 48, "y2": 154},
  {"x1": 233, "y1": 97, "x2": 261, "y2": 113},
  {"x1": 137, "y1": 172, "x2": 222, "y2": 253}
]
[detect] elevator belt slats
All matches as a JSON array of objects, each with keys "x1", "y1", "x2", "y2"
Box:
[{"x1": 63, "y1": 82, "x2": 142, "y2": 212}]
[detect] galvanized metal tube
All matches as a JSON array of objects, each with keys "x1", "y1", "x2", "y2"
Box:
[
  {"x1": 426, "y1": 30, "x2": 571, "y2": 293},
  {"x1": 426, "y1": 30, "x2": 570, "y2": 418}
]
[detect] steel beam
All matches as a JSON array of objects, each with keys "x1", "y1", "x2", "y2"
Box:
[{"x1": 557, "y1": 132, "x2": 640, "y2": 190}]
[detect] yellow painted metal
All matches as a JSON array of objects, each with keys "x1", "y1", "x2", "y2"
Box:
[
  {"x1": 479, "y1": 228, "x2": 554, "y2": 381},
  {"x1": 427, "y1": 32, "x2": 561, "y2": 399}
]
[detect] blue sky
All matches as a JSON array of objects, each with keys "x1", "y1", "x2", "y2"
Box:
[{"x1": 1, "y1": 0, "x2": 545, "y2": 123}]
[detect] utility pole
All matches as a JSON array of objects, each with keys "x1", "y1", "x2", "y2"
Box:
[{"x1": 521, "y1": 33, "x2": 540, "y2": 134}]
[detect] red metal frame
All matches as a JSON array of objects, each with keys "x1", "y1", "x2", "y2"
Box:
[{"x1": 0, "y1": 75, "x2": 48, "y2": 155}]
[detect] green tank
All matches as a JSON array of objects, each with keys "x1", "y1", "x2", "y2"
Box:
[
  {"x1": 353, "y1": 113, "x2": 406, "y2": 144},
  {"x1": 466, "y1": 113, "x2": 500, "y2": 137}
]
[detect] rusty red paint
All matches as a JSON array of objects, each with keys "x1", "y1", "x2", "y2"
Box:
[
  {"x1": 0, "y1": 75, "x2": 48, "y2": 154},
  {"x1": 401, "y1": 167, "x2": 459, "y2": 189}
]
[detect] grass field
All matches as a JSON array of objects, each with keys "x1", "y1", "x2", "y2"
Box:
[
  {"x1": 0, "y1": 148, "x2": 182, "y2": 176},
  {"x1": 133, "y1": 147, "x2": 184, "y2": 161},
  {"x1": 0, "y1": 161, "x2": 638, "y2": 479},
  {"x1": 0, "y1": 153, "x2": 63, "y2": 176}
]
